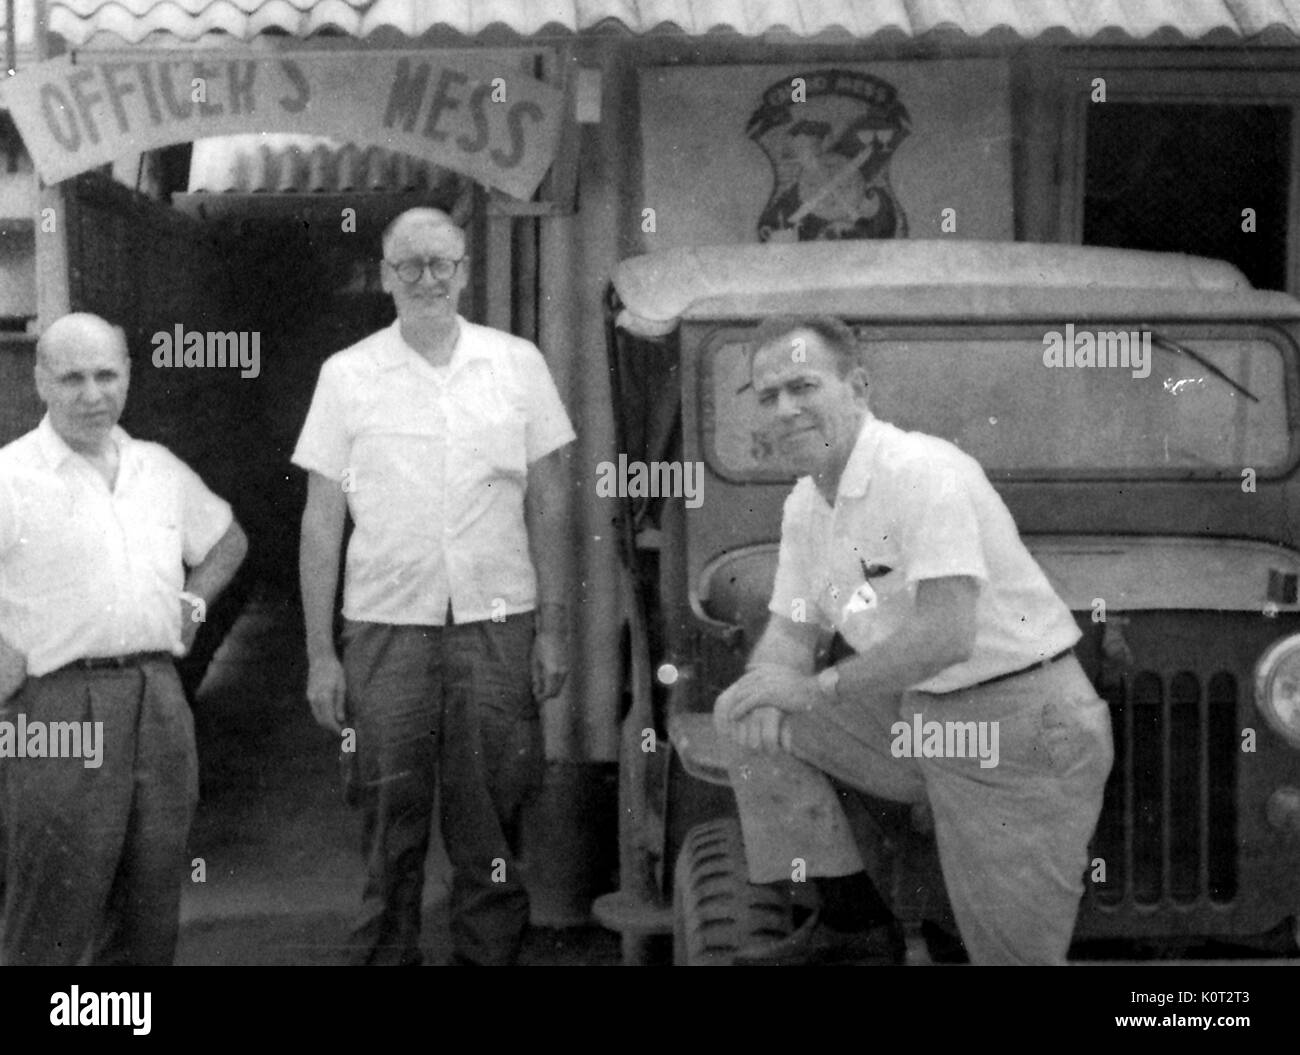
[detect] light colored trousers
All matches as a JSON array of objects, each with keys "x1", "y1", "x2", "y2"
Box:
[{"x1": 725, "y1": 654, "x2": 1114, "y2": 965}]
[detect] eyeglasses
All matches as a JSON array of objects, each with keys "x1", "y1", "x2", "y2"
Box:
[{"x1": 385, "y1": 256, "x2": 464, "y2": 283}]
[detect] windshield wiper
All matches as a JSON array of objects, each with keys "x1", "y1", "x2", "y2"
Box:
[{"x1": 1146, "y1": 328, "x2": 1259, "y2": 404}]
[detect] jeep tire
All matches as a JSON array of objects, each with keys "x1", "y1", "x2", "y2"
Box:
[{"x1": 672, "y1": 818, "x2": 793, "y2": 965}]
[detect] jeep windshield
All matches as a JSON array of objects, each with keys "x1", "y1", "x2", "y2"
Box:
[{"x1": 703, "y1": 322, "x2": 1295, "y2": 479}]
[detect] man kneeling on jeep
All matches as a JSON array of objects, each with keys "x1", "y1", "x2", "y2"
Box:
[{"x1": 713, "y1": 314, "x2": 1115, "y2": 966}]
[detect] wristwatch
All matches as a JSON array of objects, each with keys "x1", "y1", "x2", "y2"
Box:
[{"x1": 816, "y1": 664, "x2": 840, "y2": 704}]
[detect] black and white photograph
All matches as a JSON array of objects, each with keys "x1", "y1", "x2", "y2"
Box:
[{"x1": 0, "y1": 0, "x2": 1296, "y2": 1030}]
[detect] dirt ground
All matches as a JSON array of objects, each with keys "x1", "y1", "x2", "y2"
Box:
[
  {"x1": 174, "y1": 594, "x2": 1298, "y2": 969},
  {"x1": 175, "y1": 594, "x2": 620, "y2": 967}
]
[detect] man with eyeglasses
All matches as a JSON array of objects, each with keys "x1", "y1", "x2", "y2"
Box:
[{"x1": 293, "y1": 207, "x2": 575, "y2": 966}]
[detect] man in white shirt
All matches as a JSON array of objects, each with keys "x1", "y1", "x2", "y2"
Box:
[
  {"x1": 0, "y1": 312, "x2": 247, "y2": 965},
  {"x1": 713, "y1": 315, "x2": 1113, "y2": 966},
  {"x1": 294, "y1": 208, "x2": 575, "y2": 966}
]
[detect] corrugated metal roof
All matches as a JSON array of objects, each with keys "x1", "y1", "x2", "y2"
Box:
[
  {"x1": 187, "y1": 133, "x2": 458, "y2": 193},
  {"x1": 45, "y1": 0, "x2": 1300, "y2": 47}
]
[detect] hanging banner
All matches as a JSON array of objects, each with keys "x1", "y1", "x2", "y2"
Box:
[{"x1": 0, "y1": 50, "x2": 564, "y2": 198}]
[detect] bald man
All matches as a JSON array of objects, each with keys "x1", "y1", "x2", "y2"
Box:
[
  {"x1": 0, "y1": 312, "x2": 247, "y2": 965},
  {"x1": 294, "y1": 208, "x2": 574, "y2": 966}
]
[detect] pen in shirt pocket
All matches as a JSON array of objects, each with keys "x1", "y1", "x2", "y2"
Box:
[{"x1": 860, "y1": 559, "x2": 893, "y2": 580}]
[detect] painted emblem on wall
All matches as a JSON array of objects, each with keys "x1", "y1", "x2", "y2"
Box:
[{"x1": 747, "y1": 70, "x2": 912, "y2": 243}]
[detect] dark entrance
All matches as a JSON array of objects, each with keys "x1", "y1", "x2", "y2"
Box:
[
  {"x1": 60, "y1": 158, "x2": 476, "y2": 692},
  {"x1": 1083, "y1": 102, "x2": 1291, "y2": 292}
]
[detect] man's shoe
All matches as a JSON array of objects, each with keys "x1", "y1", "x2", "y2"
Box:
[
  {"x1": 732, "y1": 911, "x2": 905, "y2": 966},
  {"x1": 921, "y1": 920, "x2": 969, "y2": 964}
]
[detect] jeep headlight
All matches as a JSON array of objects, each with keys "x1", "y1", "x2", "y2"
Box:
[{"x1": 1254, "y1": 635, "x2": 1300, "y2": 748}]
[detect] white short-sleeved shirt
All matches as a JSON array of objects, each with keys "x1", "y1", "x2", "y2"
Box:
[
  {"x1": 0, "y1": 417, "x2": 234, "y2": 676},
  {"x1": 769, "y1": 415, "x2": 1080, "y2": 693},
  {"x1": 291, "y1": 316, "x2": 576, "y2": 625}
]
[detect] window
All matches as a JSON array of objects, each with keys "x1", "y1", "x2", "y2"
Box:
[
  {"x1": 1083, "y1": 103, "x2": 1289, "y2": 292},
  {"x1": 703, "y1": 323, "x2": 1294, "y2": 480},
  {"x1": 1047, "y1": 57, "x2": 1300, "y2": 299}
]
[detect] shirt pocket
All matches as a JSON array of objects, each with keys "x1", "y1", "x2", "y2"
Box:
[
  {"x1": 134, "y1": 517, "x2": 183, "y2": 567},
  {"x1": 118, "y1": 499, "x2": 185, "y2": 593},
  {"x1": 828, "y1": 538, "x2": 905, "y2": 646},
  {"x1": 453, "y1": 385, "x2": 528, "y2": 483}
]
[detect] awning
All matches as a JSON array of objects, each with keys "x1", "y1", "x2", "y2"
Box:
[
  {"x1": 187, "y1": 133, "x2": 457, "y2": 194},
  {"x1": 45, "y1": 0, "x2": 1300, "y2": 48}
]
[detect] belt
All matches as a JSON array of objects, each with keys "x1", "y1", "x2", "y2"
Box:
[
  {"x1": 59, "y1": 651, "x2": 173, "y2": 673},
  {"x1": 932, "y1": 647, "x2": 1075, "y2": 695}
]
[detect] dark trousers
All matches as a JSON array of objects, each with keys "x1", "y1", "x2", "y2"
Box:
[
  {"x1": 0, "y1": 659, "x2": 198, "y2": 966},
  {"x1": 341, "y1": 614, "x2": 543, "y2": 966}
]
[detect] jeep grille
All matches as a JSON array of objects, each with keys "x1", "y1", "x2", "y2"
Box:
[{"x1": 1090, "y1": 669, "x2": 1239, "y2": 908}]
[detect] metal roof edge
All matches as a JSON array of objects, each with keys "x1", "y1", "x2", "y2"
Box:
[{"x1": 42, "y1": 1, "x2": 1300, "y2": 50}]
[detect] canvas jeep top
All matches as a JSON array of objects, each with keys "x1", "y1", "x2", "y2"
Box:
[{"x1": 597, "y1": 239, "x2": 1300, "y2": 963}]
